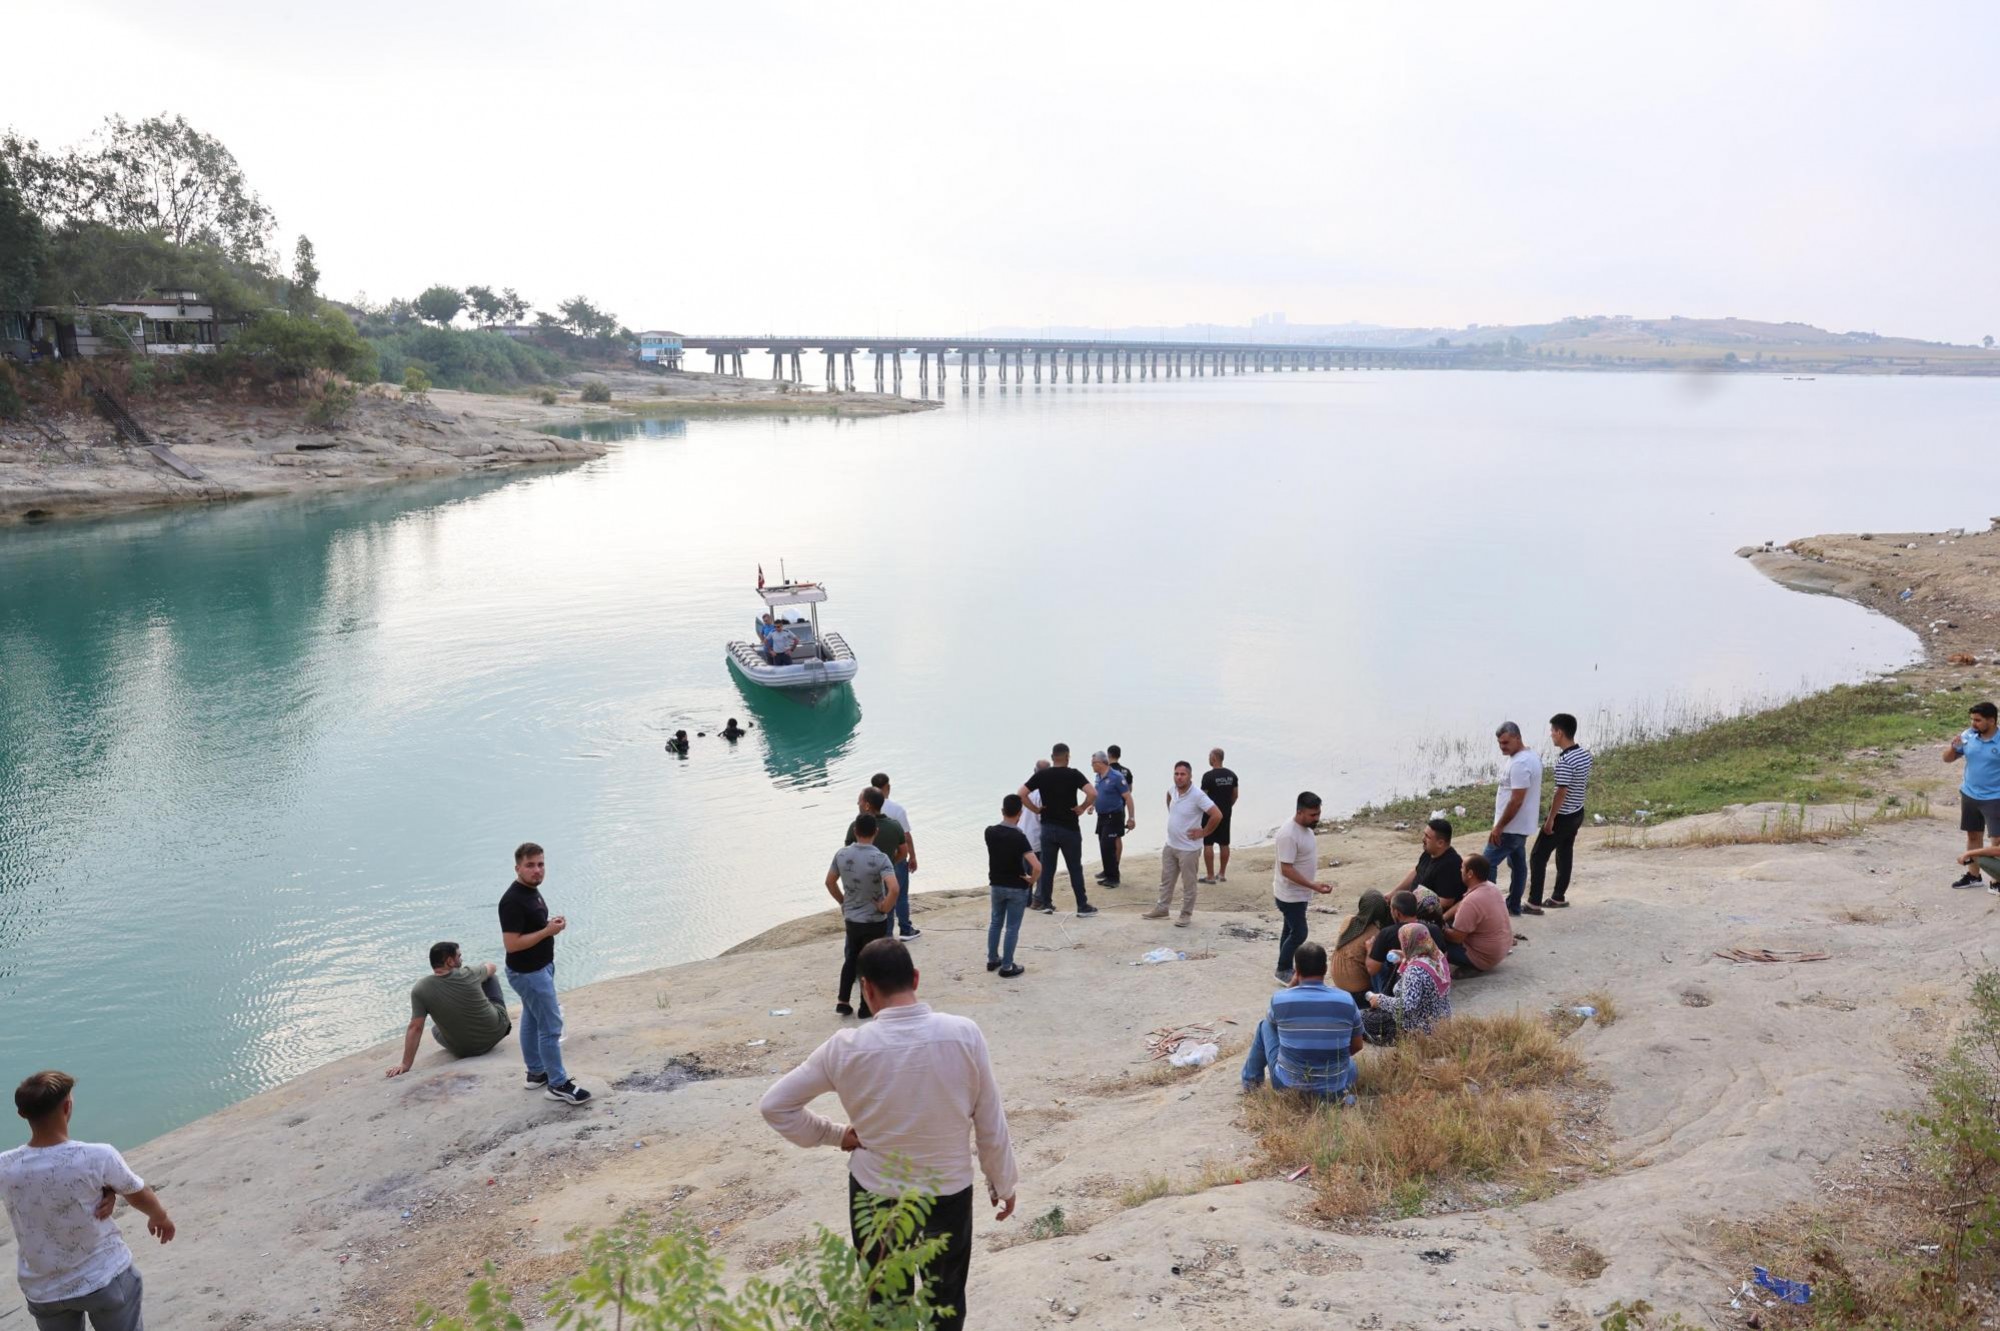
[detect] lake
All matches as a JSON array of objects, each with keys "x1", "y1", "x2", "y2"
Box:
[{"x1": 3, "y1": 369, "x2": 1983, "y2": 1147}]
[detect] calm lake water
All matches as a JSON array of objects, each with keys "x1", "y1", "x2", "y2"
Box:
[{"x1": 4, "y1": 369, "x2": 1986, "y2": 1147}]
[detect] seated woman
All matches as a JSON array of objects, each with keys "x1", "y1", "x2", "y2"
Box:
[
  {"x1": 1330, "y1": 889, "x2": 1393, "y2": 1005},
  {"x1": 1363, "y1": 922, "x2": 1452, "y2": 1042}
]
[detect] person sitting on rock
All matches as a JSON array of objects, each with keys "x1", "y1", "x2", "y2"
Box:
[
  {"x1": 1240, "y1": 942, "x2": 1366, "y2": 1102},
  {"x1": 1363, "y1": 922, "x2": 1453, "y2": 1041},
  {"x1": 386, "y1": 941, "x2": 513, "y2": 1077}
]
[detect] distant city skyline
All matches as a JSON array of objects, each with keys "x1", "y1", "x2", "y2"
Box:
[{"x1": 13, "y1": 1, "x2": 2000, "y2": 343}]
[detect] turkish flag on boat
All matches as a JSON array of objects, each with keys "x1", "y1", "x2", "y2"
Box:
[{"x1": 757, "y1": 564, "x2": 765, "y2": 590}]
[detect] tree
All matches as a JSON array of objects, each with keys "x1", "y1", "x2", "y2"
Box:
[
  {"x1": 0, "y1": 159, "x2": 43, "y2": 313},
  {"x1": 464, "y1": 284, "x2": 503, "y2": 327},
  {"x1": 289, "y1": 235, "x2": 320, "y2": 312},
  {"x1": 500, "y1": 287, "x2": 530, "y2": 325},
  {"x1": 1985, "y1": 335, "x2": 1994, "y2": 349},
  {"x1": 558, "y1": 294, "x2": 620, "y2": 339},
  {"x1": 413, "y1": 285, "x2": 465, "y2": 327},
  {"x1": 4, "y1": 114, "x2": 276, "y2": 263}
]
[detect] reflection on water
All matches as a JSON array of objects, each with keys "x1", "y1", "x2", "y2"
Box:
[
  {"x1": 544, "y1": 416, "x2": 689, "y2": 443},
  {"x1": 732, "y1": 679, "x2": 863, "y2": 790}
]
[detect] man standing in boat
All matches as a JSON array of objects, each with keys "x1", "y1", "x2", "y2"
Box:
[{"x1": 1021, "y1": 743, "x2": 1097, "y2": 917}]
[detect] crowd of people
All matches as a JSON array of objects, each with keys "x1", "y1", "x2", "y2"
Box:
[{"x1": 19, "y1": 701, "x2": 1999, "y2": 1331}]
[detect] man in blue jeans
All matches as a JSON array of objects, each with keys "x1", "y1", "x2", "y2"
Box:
[
  {"x1": 1240, "y1": 943, "x2": 1366, "y2": 1100},
  {"x1": 984, "y1": 795, "x2": 1041, "y2": 977},
  {"x1": 1485, "y1": 721, "x2": 1543, "y2": 916},
  {"x1": 499, "y1": 842, "x2": 592, "y2": 1105}
]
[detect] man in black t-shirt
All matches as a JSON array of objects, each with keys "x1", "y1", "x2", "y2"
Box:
[
  {"x1": 1020, "y1": 743, "x2": 1097, "y2": 917},
  {"x1": 1394, "y1": 819, "x2": 1465, "y2": 908},
  {"x1": 1198, "y1": 748, "x2": 1239, "y2": 884},
  {"x1": 985, "y1": 794, "x2": 1042, "y2": 977},
  {"x1": 498, "y1": 842, "x2": 591, "y2": 1105}
]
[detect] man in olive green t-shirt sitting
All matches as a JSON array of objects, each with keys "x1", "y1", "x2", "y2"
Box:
[{"x1": 385, "y1": 941, "x2": 514, "y2": 1077}]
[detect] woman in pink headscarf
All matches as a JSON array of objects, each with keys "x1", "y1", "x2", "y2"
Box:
[{"x1": 1364, "y1": 921, "x2": 1452, "y2": 1036}]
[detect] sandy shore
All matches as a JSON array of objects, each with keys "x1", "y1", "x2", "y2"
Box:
[
  {"x1": 0, "y1": 374, "x2": 932, "y2": 526},
  {"x1": 22, "y1": 527, "x2": 2000, "y2": 1329}
]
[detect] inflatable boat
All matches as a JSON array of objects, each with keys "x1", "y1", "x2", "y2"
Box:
[{"x1": 727, "y1": 577, "x2": 858, "y2": 693}]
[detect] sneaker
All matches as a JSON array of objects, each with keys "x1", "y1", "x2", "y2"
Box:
[
  {"x1": 1077, "y1": 905, "x2": 1100, "y2": 917},
  {"x1": 835, "y1": 1002, "x2": 854, "y2": 1017},
  {"x1": 998, "y1": 964, "x2": 1025, "y2": 978},
  {"x1": 1141, "y1": 907, "x2": 1169, "y2": 920},
  {"x1": 1035, "y1": 904, "x2": 1056, "y2": 915},
  {"x1": 1546, "y1": 898, "x2": 1570, "y2": 908},
  {"x1": 1175, "y1": 917, "x2": 1191, "y2": 928},
  {"x1": 1951, "y1": 872, "x2": 1983, "y2": 889},
  {"x1": 1094, "y1": 873, "x2": 1111, "y2": 883},
  {"x1": 1197, "y1": 875, "x2": 1217, "y2": 885},
  {"x1": 1275, "y1": 969, "x2": 1294, "y2": 984},
  {"x1": 545, "y1": 1080, "x2": 591, "y2": 1106},
  {"x1": 900, "y1": 928, "x2": 923, "y2": 940},
  {"x1": 986, "y1": 959, "x2": 1002, "y2": 972},
  {"x1": 1989, "y1": 881, "x2": 1999, "y2": 896},
  {"x1": 1522, "y1": 904, "x2": 1545, "y2": 915},
  {"x1": 524, "y1": 1071, "x2": 549, "y2": 1090}
]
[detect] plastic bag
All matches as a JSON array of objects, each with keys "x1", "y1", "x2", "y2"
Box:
[
  {"x1": 1752, "y1": 1267, "x2": 1811, "y2": 1305},
  {"x1": 1141, "y1": 948, "x2": 1186, "y2": 965},
  {"x1": 1168, "y1": 1041, "x2": 1218, "y2": 1067}
]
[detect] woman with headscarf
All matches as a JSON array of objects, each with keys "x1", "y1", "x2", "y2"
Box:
[
  {"x1": 1330, "y1": 889, "x2": 1393, "y2": 1003},
  {"x1": 1364, "y1": 921, "x2": 1452, "y2": 1039}
]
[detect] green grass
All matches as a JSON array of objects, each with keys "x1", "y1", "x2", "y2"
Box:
[{"x1": 1356, "y1": 679, "x2": 1986, "y2": 826}]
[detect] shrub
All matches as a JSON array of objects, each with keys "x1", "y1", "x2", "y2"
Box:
[
  {"x1": 402, "y1": 365, "x2": 432, "y2": 398},
  {"x1": 0, "y1": 364, "x2": 23, "y2": 420},
  {"x1": 421, "y1": 1194, "x2": 948, "y2": 1330},
  {"x1": 1913, "y1": 970, "x2": 2000, "y2": 1284},
  {"x1": 226, "y1": 308, "x2": 376, "y2": 383},
  {"x1": 302, "y1": 370, "x2": 358, "y2": 427},
  {"x1": 125, "y1": 357, "x2": 156, "y2": 397},
  {"x1": 536, "y1": 387, "x2": 558, "y2": 405},
  {"x1": 580, "y1": 379, "x2": 612, "y2": 403},
  {"x1": 366, "y1": 325, "x2": 565, "y2": 392}
]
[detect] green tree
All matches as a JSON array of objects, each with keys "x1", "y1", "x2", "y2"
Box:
[
  {"x1": 559, "y1": 294, "x2": 620, "y2": 339},
  {"x1": 465, "y1": 284, "x2": 503, "y2": 327},
  {"x1": 500, "y1": 287, "x2": 530, "y2": 324},
  {"x1": 4, "y1": 114, "x2": 276, "y2": 262},
  {"x1": 290, "y1": 235, "x2": 320, "y2": 312},
  {"x1": 0, "y1": 158, "x2": 43, "y2": 313},
  {"x1": 414, "y1": 285, "x2": 465, "y2": 327},
  {"x1": 1984, "y1": 335, "x2": 1994, "y2": 349}
]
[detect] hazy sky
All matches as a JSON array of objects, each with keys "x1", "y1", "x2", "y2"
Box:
[{"x1": 13, "y1": 2, "x2": 2000, "y2": 340}]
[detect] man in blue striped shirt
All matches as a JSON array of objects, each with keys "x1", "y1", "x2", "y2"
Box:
[
  {"x1": 1240, "y1": 943, "x2": 1366, "y2": 1098},
  {"x1": 1530, "y1": 712, "x2": 1594, "y2": 910}
]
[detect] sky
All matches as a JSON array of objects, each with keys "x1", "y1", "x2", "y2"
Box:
[{"x1": 11, "y1": 1, "x2": 2000, "y2": 341}]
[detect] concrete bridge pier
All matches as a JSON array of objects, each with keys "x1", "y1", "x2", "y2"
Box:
[
  {"x1": 978, "y1": 350, "x2": 987, "y2": 385},
  {"x1": 843, "y1": 353, "x2": 855, "y2": 391},
  {"x1": 892, "y1": 353, "x2": 903, "y2": 392},
  {"x1": 1014, "y1": 350, "x2": 1024, "y2": 385}
]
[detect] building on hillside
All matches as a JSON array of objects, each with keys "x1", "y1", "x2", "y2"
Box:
[
  {"x1": 16, "y1": 293, "x2": 238, "y2": 360},
  {"x1": 638, "y1": 330, "x2": 683, "y2": 369},
  {"x1": 479, "y1": 324, "x2": 537, "y2": 340}
]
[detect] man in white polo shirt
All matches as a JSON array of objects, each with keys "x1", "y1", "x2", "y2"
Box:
[
  {"x1": 1486, "y1": 721, "x2": 1543, "y2": 917},
  {"x1": 1, "y1": 1071, "x2": 177, "y2": 1331},
  {"x1": 1144, "y1": 760, "x2": 1222, "y2": 926}
]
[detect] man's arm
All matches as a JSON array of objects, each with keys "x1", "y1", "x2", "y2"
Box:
[
  {"x1": 1022, "y1": 849, "x2": 1042, "y2": 885},
  {"x1": 502, "y1": 917, "x2": 564, "y2": 956},
  {"x1": 877, "y1": 865, "x2": 901, "y2": 915},
  {"x1": 1078, "y1": 779, "x2": 1096, "y2": 815},
  {"x1": 1491, "y1": 787, "x2": 1526, "y2": 841},
  {"x1": 1944, "y1": 734, "x2": 1966, "y2": 763},
  {"x1": 1543, "y1": 785, "x2": 1571, "y2": 834},
  {"x1": 121, "y1": 1185, "x2": 175, "y2": 1243},
  {"x1": 1349, "y1": 1028, "x2": 1366, "y2": 1056},
  {"x1": 1196, "y1": 805, "x2": 1223, "y2": 839},
  {"x1": 1018, "y1": 782, "x2": 1043, "y2": 815},
  {"x1": 759, "y1": 1043, "x2": 849, "y2": 1151},
  {"x1": 967, "y1": 1032, "x2": 1019, "y2": 1215},
  {"x1": 1393, "y1": 864, "x2": 1419, "y2": 893},
  {"x1": 825, "y1": 866, "x2": 846, "y2": 906},
  {"x1": 386, "y1": 1017, "x2": 425, "y2": 1077},
  {"x1": 904, "y1": 829, "x2": 918, "y2": 874}
]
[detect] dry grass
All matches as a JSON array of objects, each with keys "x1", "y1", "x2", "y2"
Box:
[
  {"x1": 1603, "y1": 795, "x2": 1931, "y2": 850},
  {"x1": 1243, "y1": 1013, "x2": 1595, "y2": 1220},
  {"x1": 1117, "y1": 1160, "x2": 1246, "y2": 1210}
]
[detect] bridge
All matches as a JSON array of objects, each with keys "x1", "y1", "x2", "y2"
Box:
[{"x1": 677, "y1": 335, "x2": 1461, "y2": 392}]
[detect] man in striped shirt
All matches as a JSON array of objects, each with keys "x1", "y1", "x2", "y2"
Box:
[
  {"x1": 1529, "y1": 712, "x2": 1593, "y2": 910},
  {"x1": 1239, "y1": 942, "x2": 1366, "y2": 1099}
]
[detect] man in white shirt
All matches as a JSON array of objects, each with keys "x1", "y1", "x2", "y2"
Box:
[
  {"x1": 760, "y1": 939, "x2": 1017, "y2": 1331},
  {"x1": 1017, "y1": 760, "x2": 1048, "y2": 851},
  {"x1": 1144, "y1": 760, "x2": 1221, "y2": 926},
  {"x1": 1271, "y1": 791, "x2": 1335, "y2": 981},
  {"x1": 871, "y1": 772, "x2": 922, "y2": 941},
  {"x1": 1, "y1": 1071, "x2": 176, "y2": 1331},
  {"x1": 1486, "y1": 721, "x2": 1544, "y2": 917}
]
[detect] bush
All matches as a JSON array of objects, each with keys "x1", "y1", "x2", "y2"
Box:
[
  {"x1": 0, "y1": 364, "x2": 22, "y2": 420},
  {"x1": 402, "y1": 365, "x2": 432, "y2": 397},
  {"x1": 226, "y1": 308, "x2": 376, "y2": 383},
  {"x1": 421, "y1": 1195, "x2": 947, "y2": 1330},
  {"x1": 366, "y1": 325, "x2": 565, "y2": 392},
  {"x1": 302, "y1": 370, "x2": 358, "y2": 426},
  {"x1": 580, "y1": 379, "x2": 612, "y2": 403},
  {"x1": 536, "y1": 387, "x2": 558, "y2": 405},
  {"x1": 125, "y1": 357, "x2": 156, "y2": 397}
]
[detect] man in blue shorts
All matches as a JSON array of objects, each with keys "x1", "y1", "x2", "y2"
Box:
[{"x1": 1946, "y1": 700, "x2": 2000, "y2": 891}]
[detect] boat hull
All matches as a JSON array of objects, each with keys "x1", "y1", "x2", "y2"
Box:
[{"x1": 727, "y1": 640, "x2": 859, "y2": 691}]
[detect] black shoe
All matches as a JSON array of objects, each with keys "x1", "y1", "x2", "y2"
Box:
[
  {"x1": 545, "y1": 1080, "x2": 591, "y2": 1105},
  {"x1": 524, "y1": 1071, "x2": 549, "y2": 1089},
  {"x1": 1035, "y1": 904, "x2": 1056, "y2": 914},
  {"x1": 1952, "y1": 872, "x2": 1983, "y2": 889},
  {"x1": 987, "y1": 959, "x2": 1002, "y2": 972},
  {"x1": 1094, "y1": 873, "x2": 1110, "y2": 883},
  {"x1": 899, "y1": 928, "x2": 923, "y2": 940},
  {"x1": 1077, "y1": 905, "x2": 1100, "y2": 917},
  {"x1": 998, "y1": 964, "x2": 1025, "y2": 978},
  {"x1": 835, "y1": 1002, "x2": 854, "y2": 1016}
]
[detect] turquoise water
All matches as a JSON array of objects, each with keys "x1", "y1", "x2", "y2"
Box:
[{"x1": 4, "y1": 370, "x2": 1981, "y2": 1147}]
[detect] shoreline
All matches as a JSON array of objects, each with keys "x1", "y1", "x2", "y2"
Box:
[
  {"x1": 80, "y1": 518, "x2": 2000, "y2": 1328},
  {"x1": 0, "y1": 376, "x2": 935, "y2": 527}
]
